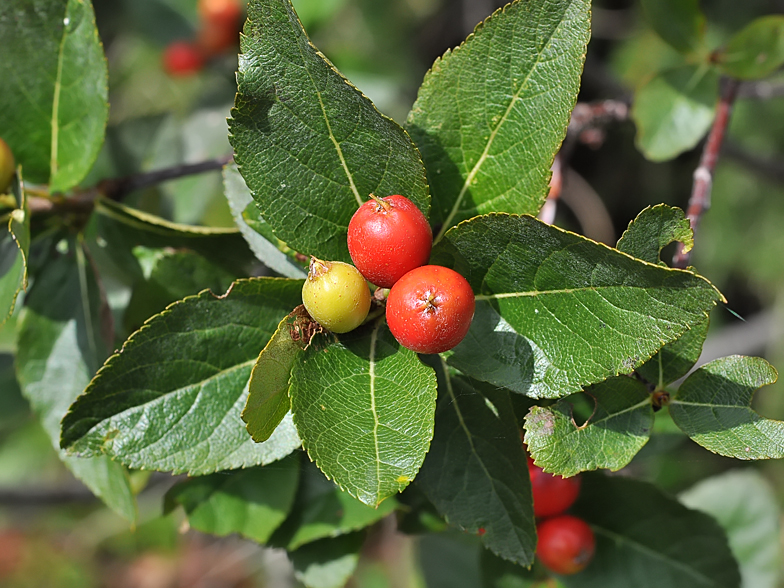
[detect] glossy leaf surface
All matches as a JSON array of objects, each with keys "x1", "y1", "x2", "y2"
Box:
[
  {"x1": 632, "y1": 65, "x2": 719, "y2": 162},
  {"x1": 223, "y1": 163, "x2": 307, "y2": 278},
  {"x1": 565, "y1": 474, "x2": 741, "y2": 588},
  {"x1": 243, "y1": 311, "x2": 305, "y2": 442},
  {"x1": 407, "y1": 0, "x2": 590, "y2": 241},
  {"x1": 16, "y1": 245, "x2": 136, "y2": 521},
  {"x1": 417, "y1": 367, "x2": 535, "y2": 567},
  {"x1": 524, "y1": 377, "x2": 654, "y2": 476},
  {"x1": 670, "y1": 356, "x2": 783, "y2": 459},
  {"x1": 290, "y1": 321, "x2": 437, "y2": 506},
  {"x1": 230, "y1": 0, "x2": 429, "y2": 262},
  {"x1": 617, "y1": 204, "x2": 693, "y2": 265},
  {"x1": 272, "y1": 459, "x2": 397, "y2": 550},
  {"x1": 0, "y1": 0, "x2": 108, "y2": 191},
  {"x1": 60, "y1": 278, "x2": 304, "y2": 474},
  {"x1": 165, "y1": 456, "x2": 300, "y2": 543},
  {"x1": 435, "y1": 214, "x2": 723, "y2": 399}
]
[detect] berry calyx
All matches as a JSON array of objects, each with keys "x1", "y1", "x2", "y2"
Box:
[
  {"x1": 536, "y1": 515, "x2": 595, "y2": 575},
  {"x1": 0, "y1": 138, "x2": 15, "y2": 194},
  {"x1": 162, "y1": 41, "x2": 205, "y2": 76},
  {"x1": 347, "y1": 194, "x2": 432, "y2": 288},
  {"x1": 301, "y1": 257, "x2": 371, "y2": 334},
  {"x1": 528, "y1": 457, "x2": 581, "y2": 518},
  {"x1": 386, "y1": 265, "x2": 475, "y2": 354}
]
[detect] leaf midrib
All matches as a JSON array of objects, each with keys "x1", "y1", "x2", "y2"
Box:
[
  {"x1": 593, "y1": 525, "x2": 731, "y2": 587},
  {"x1": 433, "y1": 5, "x2": 562, "y2": 243},
  {"x1": 292, "y1": 14, "x2": 363, "y2": 208},
  {"x1": 50, "y1": 9, "x2": 68, "y2": 182},
  {"x1": 440, "y1": 358, "x2": 530, "y2": 552}
]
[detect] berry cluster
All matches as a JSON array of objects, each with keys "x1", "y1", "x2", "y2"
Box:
[
  {"x1": 528, "y1": 456, "x2": 596, "y2": 576},
  {"x1": 301, "y1": 194, "x2": 475, "y2": 353},
  {"x1": 163, "y1": 0, "x2": 244, "y2": 77}
]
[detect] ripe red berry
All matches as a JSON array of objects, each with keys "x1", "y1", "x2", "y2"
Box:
[
  {"x1": 536, "y1": 515, "x2": 595, "y2": 575},
  {"x1": 386, "y1": 265, "x2": 475, "y2": 354},
  {"x1": 198, "y1": 0, "x2": 243, "y2": 27},
  {"x1": 528, "y1": 457, "x2": 581, "y2": 518},
  {"x1": 163, "y1": 41, "x2": 205, "y2": 76},
  {"x1": 347, "y1": 194, "x2": 432, "y2": 288}
]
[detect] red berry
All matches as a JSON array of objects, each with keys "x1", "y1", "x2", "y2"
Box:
[
  {"x1": 163, "y1": 41, "x2": 205, "y2": 76},
  {"x1": 528, "y1": 457, "x2": 581, "y2": 518},
  {"x1": 536, "y1": 515, "x2": 595, "y2": 575},
  {"x1": 386, "y1": 265, "x2": 475, "y2": 354},
  {"x1": 198, "y1": 0, "x2": 243, "y2": 27},
  {"x1": 197, "y1": 21, "x2": 238, "y2": 54},
  {"x1": 347, "y1": 194, "x2": 432, "y2": 288}
]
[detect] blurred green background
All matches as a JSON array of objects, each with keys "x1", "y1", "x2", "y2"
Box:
[{"x1": 1, "y1": 0, "x2": 783, "y2": 586}]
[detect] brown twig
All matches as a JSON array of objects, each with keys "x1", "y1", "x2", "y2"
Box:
[
  {"x1": 540, "y1": 100, "x2": 629, "y2": 226},
  {"x1": 673, "y1": 79, "x2": 741, "y2": 269},
  {"x1": 97, "y1": 154, "x2": 233, "y2": 201},
  {"x1": 24, "y1": 154, "x2": 234, "y2": 217}
]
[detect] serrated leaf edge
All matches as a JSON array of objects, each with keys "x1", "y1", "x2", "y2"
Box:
[
  {"x1": 408, "y1": 0, "x2": 591, "y2": 242},
  {"x1": 59, "y1": 277, "x2": 301, "y2": 459},
  {"x1": 229, "y1": 0, "x2": 431, "y2": 226}
]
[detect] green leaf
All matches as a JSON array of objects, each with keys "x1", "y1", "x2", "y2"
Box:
[
  {"x1": 632, "y1": 65, "x2": 719, "y2": 162},
  {"x1": 59, "y1": 278, "x2": 304, "y2": 475},
  {"x1": 524, "y1": 377, "x2": 654, "y2": 477},
  {"x1": 416, "y1": 364, "x2": 535, "y2": 567},
  {"x1": 718, "y1": 16, "x2": 784, "y2": 80},
  {"x1": 565, "y1": 473, "x2": 741, "y2": 588},
  {"x1": 223, "y1": 163, "x2": 307, "y2": 279},
  {"x1": 0, "y1": 0, "x2": 108, "y2": 191},
  {"x1": 16, "y1": 244, "x2": 136, "y2": 522},
  {"x1": 1, "y1": 173, "x2": 30, "y2": 325},
  {"x1": 229, "y1": 0, "x2": 429, "y2": 263},
  {"x1": 418, "y1": 533, "x2": 482, "y2": 588},
  {"x1": 407, "y1": 0, "x2": 590, "y2": 242},
  {"x1": 639, "y1": 0, "x2": 706, "y2": 54},
  {"x1": 636, "y1": 316, "x2": 708, "y2": 388},
  {"x1": 433, "y1": 214, "x2": 723, "y2": 399},
  {"x1": 243, "y1": 309, "x2": 307, "y2": 443},
  {"x1": 272, "y1": 458, "x2": 397, "y2": 550},
  {"x1": 680, "y1": 470, "x2": 781, "y2": 588},
  {"x1": 480, "y1": 549, "x2": 536, "y2": 588},
  {"x1": 123, "y1": 247, "x2": 239, "y2": 332},
  {"x1": 617, "y1": 204, "x2": 693, "y2": 265},
  {"x1": 94, "y1": 197, "x2": 256, "y2": 276},
  {"x1": 290, "y1": 320, "x2": 437, "y2": 506},
  {"x1": 290, "y1": 532, "x2": 364, "y2": 588},
  {"x1": 164, "y1": 455, "x2": 300, "y2": 544},
  {"x1": 669, "y1": 356, "x2": 783, "y2": 459}
]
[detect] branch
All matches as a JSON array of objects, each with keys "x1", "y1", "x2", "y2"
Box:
[
  {"x1": 540, "y1": 99, "x2": 629, "y2": 225},
  {"x1": 97, "y1": 154, "x2": 233, "y2": 201},
  {"x1": 24, "y1": 154, "x2": 234, "y2": 216},
  {"x1": 673, "y1": 79, "x2": 741, "y2": 269},
  {"x1": 0, "y1": 486, "x2": 97, "y2": 506}
]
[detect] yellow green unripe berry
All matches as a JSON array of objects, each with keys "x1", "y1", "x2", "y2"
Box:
[
  {"x1": 0, "y1": 138, "x2": 15, "y2": 194},
  {"x1": 302, "y1": 257, "x2": 371, "y2": 333}
]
